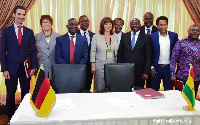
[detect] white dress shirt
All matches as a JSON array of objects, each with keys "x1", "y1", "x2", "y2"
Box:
[
  {"x1": 68, "y1": 32, "x2": 76, "y2": 45},
  {"x1": 115, "y1": 31, "x2": 123, "y2": 46},
  {"x1": 145, "y1": 25, "x2": 153, "y2": 34},
  {"x1": 158, "y1": 32, "x2": 170, "y2": 64},
  {"x1": 14, "y1": 23, "x2": 23, "y2": 39},
  {"x1": 131, "y1": 30, "x2": 140, "y2": 45},
  {"x1": 80, "y1": 29, "x2": 90, "y2": 46}
]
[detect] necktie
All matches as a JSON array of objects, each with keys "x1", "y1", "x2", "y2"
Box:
[
  {"x1": 147, "y1": 29, "x2": 150, "y2": 35},
  {"x1": 70, "y1": 36, "x2": 75, "y2": 64},
  {"x1": 18, "y1": 26, "x2": 22, "y2": 45},
  {"x1": 84, "y1": 31, "x2": 89, "y2": 46},
  {"x1": 131, "y1": 33, "x2": 136, "y2": 50}
]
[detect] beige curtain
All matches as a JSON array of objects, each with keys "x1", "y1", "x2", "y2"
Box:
[
  {"x1": 0, "y1": 0, "x2": 36, "y2": 34},
  {"x1": 183, "y1": 0, "x2": 200, "y2": 26},
  {"x1": 0, "y1": 0, "x2": 36, "y2": 105}
]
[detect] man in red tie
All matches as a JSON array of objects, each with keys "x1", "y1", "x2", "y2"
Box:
[
  {"x1": 55, "y1": 18, "x2": 88, "y2": 64},
  {"x1": 0, "y1": 6, "x2": 38, "y2": 122}
]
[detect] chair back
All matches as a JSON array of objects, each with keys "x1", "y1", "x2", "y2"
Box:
[
  {"x1": 52, "y1": 64, "x2": 87, "y2": 93},
  {"x1": 104, "y1": 63, "x2": 135, "y2": 92}
]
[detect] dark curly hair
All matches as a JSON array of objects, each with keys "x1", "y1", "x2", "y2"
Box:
[
  {"x1": 40, "y1": 15, "x2": 53, "y2": 27},
  {"x1": 99, "y1": 17, "x2": 114, "y2": 35},
  {"x1": 156, "y1": 16, "x2": 168, "y2": 25}
]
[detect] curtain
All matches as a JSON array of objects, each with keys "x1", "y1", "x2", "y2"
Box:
[
  {"x1": 0, "y1": 0, "x2": 36, "y2": 105},
  {"x1": 183, "y1": 0, "x2": 200, "y2": 26},
  {"x1": 0, "y1": 0, "x2": 36, "y2": 34},
  {"x1": 0, "y1": 0, "x2": 195, "y2": 105}
]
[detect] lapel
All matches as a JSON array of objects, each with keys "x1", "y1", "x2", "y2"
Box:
[
  {"x1": 168, "y1": 31, "x2": 173, "y2": 52},
  {"x1": 75, "y1": 33, "x2": 80, "y2": 55},
  {"x1": 154, "y1": 32, "x2": 160, "y2": 56},
  {"x1": 40, "y1": 31, "x2": 49, "y2": 45},
  {"x1": 126, "y1": 31, "x2": 132, "y2": 51},
  {"x1": 132, "y1": 32, "x2": 143, "y2": 51},
  {"x1": 10, "y1": 25, "x2": 19, "y2": 46}
]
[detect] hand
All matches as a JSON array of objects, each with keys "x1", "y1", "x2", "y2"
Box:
[
  {"x1": 3, "y1": 71, "x2": 10, "y2": 79},
  {"x1": 30, "y1": 69, "x2": 36, "y2": 76},
  {"x1": 91, "y1": 63, "x2": 96, "y2": 75},
  {"x1": 170, "y1": 77, "x2": 176, "y2": 84},
  {"x1": 141, "y1": 74, "x2": 148, "y2": 80},
  {"x1": 151, "y1": 68, "x2": 156, "y2": 77}
]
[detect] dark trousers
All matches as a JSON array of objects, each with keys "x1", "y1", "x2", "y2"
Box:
[
  {"x1": 146, "y1": 76, "x2": 151, "y2": 88},
  {"x1": 5, "y1": 66, "x2": 30, "y2": 120},
  {"x1": 176, "y1": 78, "x2": 200, "y2": 98},
  {"x1": 85, "y1": 63, "x2": 93, "y2": 90},
  {"x1": 134, "y1": 75, "x2": 145, "y2": 89},
  {"x1": 151, "y1": 65, "x2": 172, "y2": 91}
]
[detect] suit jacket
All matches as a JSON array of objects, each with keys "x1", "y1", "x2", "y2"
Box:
[
  {"x1": 35, "y1": 30, "x2": 60, "y2": 79},
  {"x1": 0, "y1": 25, "x2": 38, "y2": 75},
  {"x1": 76, "y1": 29, "x2": 95, "y2": 64},
  {"x1": 118, "y1": 31, "x2": 152, "y2": 75},
  {"x1": 140, "y1": 25, "x2": 158, "y2": 34},
  {"x1": 55, "y1": 33, "x2": 88, "y2": 64},
  {"x1": 151, "y1": 31, "x2": 178, "y2": 70}
]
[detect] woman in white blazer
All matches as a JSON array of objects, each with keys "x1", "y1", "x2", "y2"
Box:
[
  {"x1": 90, "y1": 17, "x2": 118, "y2": 92},
  {"x1": 35, "y1": 15, "x2": 60, "y2": 81}
]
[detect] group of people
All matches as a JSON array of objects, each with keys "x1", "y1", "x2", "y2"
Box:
[{"x1": 0, "y1": 5, "x2": 200, "y2": 122}]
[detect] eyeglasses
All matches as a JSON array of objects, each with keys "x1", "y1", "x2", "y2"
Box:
[
  {"x1": 80, "y1": 20, "x2": 90, "y2": 23},
  {"x1": 42, "y1": 20, "x2": 51, "y2": 24}
]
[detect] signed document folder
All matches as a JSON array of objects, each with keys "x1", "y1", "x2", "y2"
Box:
[
  {"x1": 24, "y1": 57, "x2": 31, "y2": 78},
  {"x1": 134, "y1": 88, "x2": 165, "y2": 99}
]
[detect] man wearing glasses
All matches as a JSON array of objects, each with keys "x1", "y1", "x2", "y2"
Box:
[{"x1": 77, "y1": 15, "x2": 95, "y2": 91}]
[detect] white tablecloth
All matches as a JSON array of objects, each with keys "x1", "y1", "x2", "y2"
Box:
[{"x1": 10, "y1": 90, "x2": 200, "y2": 125}]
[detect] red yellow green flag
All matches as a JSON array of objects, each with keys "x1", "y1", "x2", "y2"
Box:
[{"x1": 181, "y1": 65, "x2": 195, "y2": 111}]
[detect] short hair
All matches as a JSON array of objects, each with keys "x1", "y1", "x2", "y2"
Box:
[
  {"x1": 143, "y1": 12, "x2": 154, "y2": 20},
  {"x1": 68, "y1": 18, "x2": 77, "y2": 23},
  {"x1": 40, "y1": 15, "x2": 53, "y2": 26},
  {"x1": 13, "y1": 6, "x2": 26, "y2": 14},
  {"x1": 114, "y1": 18, "x2": 124, "y2": 25},
  {"x1": 79, "y1": 15, "x2": 88, "y2": 21},
  {"x1": 99, "y1": 17, "x2": 114, "y2": 35},
  {"x1": 156, "y1": 16, "x2": 168, "y2": 25}
]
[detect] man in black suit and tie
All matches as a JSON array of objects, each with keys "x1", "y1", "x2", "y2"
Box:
[
  {"x1": 140, "y1": 12, "x2": 158, "y2": 88},
  {"x1": 118, "y1": 18, "x2": 152, "y2": 89},
  {"x1": 114, "y1": 18, "x2": 124, "y2": 47},
  {"x1": 140, "y1": 12, "x2": 158, "y2": 35},
  {"x1": 77, "y1": 15, "x2": 95, "y2": 91}
]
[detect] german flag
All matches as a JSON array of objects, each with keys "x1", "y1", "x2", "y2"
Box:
[
  {"x1": 30, "y1": 68, "x2": 56, "y2": 117},
  {"x1": 182, "y1": 64, "x2": 195, "y2": 111}
]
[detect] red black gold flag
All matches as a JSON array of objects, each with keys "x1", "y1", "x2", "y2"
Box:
[{"x1": 30, "y1": 68, "x2": 56, "y2": 117}]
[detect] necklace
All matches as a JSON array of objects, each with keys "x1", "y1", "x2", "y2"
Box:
[{"x1": 43, "y1": 29, "x2": 52, "y2": 38}]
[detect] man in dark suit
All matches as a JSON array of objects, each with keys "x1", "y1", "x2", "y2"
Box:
[
  {"x1": 77, "y1": 15, "x2": 94, "y2": 90},
  {"x1": 140, "y1": 12, "x2": 158, "y2": 35},
  {"x1": 118, "y1": 18, "x2": 152, "y2": 89},
  {"x1": 151, "y1": 16, "x2": 178, "y2": 91},
  {"x1": 0, "y1": 6, "x2": 37, "y2": 121},
  {"x1": 55, "y1": 18, "x2": 88, "y2": 64},
  {"x1": 114, "y1": 18, "x2": 124, "y2": 47},
  {"x1": 140, "y1": 12, "x2": 158, "y2": 88}
]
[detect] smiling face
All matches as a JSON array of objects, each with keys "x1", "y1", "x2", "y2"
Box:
[
  {"x1": 188, "y1": 25, "x2": 200, "y2": 41},
  {"x1": 41, "y1": 19, "x2": 52, "y2": 31},
  {"x1": 143, "y1": 13, "x2": 153, "y2": 28},
  {"x1": 79, "y1": 16, "x2": 90, "y2": 31},
  {"x1": 157, "y1": 20, "x2": 168, "y2": 35},
  {"x1": 104, "y1": 22, "x2": 113, "y2": 33},
  {"x1": 13, "y1": 8, "x2": 25, "y2": 25},
  {"x1": 114, "y1": 19, "x2": 123, "y2": 34},
  {"x1": 67, "y1": 19, "x2": 78, "y2": 35},
  {"x1": 130, "y1": 18, "x2": 141, "y2": 33}
]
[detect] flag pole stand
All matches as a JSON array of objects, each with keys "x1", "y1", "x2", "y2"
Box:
[{"x1": 182, "y1": 105, "x2": 195, "y2": 111}]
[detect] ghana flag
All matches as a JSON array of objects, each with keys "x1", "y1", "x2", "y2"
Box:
[
  {"x1": 182, "y1": 65, "x2": 195, "y2": 111},
  {"x1": 30, "y1": 68, "x2": 56, "y2": 117}
]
